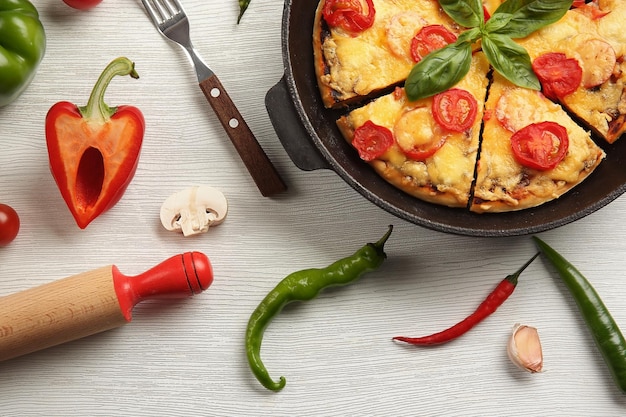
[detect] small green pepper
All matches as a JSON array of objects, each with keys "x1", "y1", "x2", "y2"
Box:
[
  {"x1": 0, "y1": 0, "x2": 46, "y2": 107},
  {"x1": 246, "y1": 225, "x2": 393, "y2": 391},
  {"x1": 534, "y1": 236, "x2": 626, "y2": 393}
]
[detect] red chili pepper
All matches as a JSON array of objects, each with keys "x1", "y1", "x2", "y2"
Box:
[
  {"x1": 393, "y1": 253, "x2": 539, "y2": 345},
  {"x1": 45, "y1": 57, "x2": 144, "y2": 229}
]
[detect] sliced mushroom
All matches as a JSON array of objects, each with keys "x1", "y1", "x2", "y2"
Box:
[{"x1": 160, "y1": 186, "x2": 228, "y2": 236}]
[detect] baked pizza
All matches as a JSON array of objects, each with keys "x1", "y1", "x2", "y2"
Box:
[{"x1": 314, "y1": 0, "x2": 617, "y2": 212}]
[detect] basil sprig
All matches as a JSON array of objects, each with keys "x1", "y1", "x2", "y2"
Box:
[{"x1": 405, "y1": 0, "x2": 573, "y2": 101}]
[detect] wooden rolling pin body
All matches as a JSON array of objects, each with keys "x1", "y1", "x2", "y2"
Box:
[{"x1": 0, "y1": 252, "x2": 213, "y2": 362}]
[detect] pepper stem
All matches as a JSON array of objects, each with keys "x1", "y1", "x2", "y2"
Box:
[
  {"x1": 366, "y1": 224, "x2": 393, "y2": 260},
  {"x1": 374, "y1": 225, "x2": 394, "y2": 249},
  {"x1": 506, "y1": 252, "x2": 540, "y2": 285},
  {"x1": 79, "y1": 57, "x2": 139, "y2": 122}
]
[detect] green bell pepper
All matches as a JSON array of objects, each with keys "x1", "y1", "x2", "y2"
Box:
[{"x1": 0, "y1": 0, "x2": 46, "y2": 107}]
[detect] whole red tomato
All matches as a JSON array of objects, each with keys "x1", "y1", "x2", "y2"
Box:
[
  {"x1": 0, "y1": 203, "x2": 20, "y2": 246},
  {"x1": 62, "y1": 0, "x2": 103, "y2": 9}
]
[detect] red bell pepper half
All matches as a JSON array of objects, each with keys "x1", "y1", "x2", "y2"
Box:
[{"x1": 46, "y1": 57, "x2": 144, "y2": 229}]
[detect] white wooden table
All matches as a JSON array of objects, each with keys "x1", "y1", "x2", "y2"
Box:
[{"x1": 1, "y1": 1, "x2": 626, "y2": 415}]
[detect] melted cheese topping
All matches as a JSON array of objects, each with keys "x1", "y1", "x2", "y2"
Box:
[
  {"x1": 321, "y1": 0, "x2": 460, "y2": 103},
  {"x1": 598, "y1": 0, "x2": 626, "y2": 56}
]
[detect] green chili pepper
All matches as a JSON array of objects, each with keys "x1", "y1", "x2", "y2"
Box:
[
  {"x1": 246, "y1": 225, "x2": 393, "y2": 391},
  {"x1": 237, "y1": 0, "x2": 249, "y2": 24},
  {"x1": 533, "y1": 236, "x2": 626, "y2": 393}
]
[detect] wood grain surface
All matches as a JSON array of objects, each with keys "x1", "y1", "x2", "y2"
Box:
[{"x1": 1, "y1": 0, "x2": 625, "y2": 415}]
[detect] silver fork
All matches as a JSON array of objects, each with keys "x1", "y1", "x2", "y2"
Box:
[{"x1": 141, "y1": 0, "x2": 286, "y2": 197}]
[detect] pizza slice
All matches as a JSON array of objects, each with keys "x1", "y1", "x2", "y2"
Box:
[
  {"x1": 314, "y1": 0, "x2": 463, "y2": 109},
  {"x1": 336, "y1": 52, "x2": 490, "y2": 208},
  {"x1": 516, "y1": 2, "x2": 626, "y2": 143},
  {"x1": 470, "y1": 73, "x2": 605, "y2": 213}
]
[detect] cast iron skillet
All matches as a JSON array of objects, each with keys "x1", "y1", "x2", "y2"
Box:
[{"x1": 265, "y1": 0, "x2": 626, "y2": 237}]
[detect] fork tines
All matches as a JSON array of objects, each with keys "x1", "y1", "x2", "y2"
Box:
[{"x1": 142, "y1": 0, "x2": 184, "y2": 23}]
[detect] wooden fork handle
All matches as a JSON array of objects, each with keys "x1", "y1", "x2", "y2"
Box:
[{"x1": 199, "y1": 74, "x2": 287, "y2": 197}]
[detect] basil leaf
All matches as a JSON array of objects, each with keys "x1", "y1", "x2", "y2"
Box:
[
  {"x1": 482, "y1": 33, "x2": 540, "y2": 90},
  {"x1": 457, "y1": 27, "x2": 482, "y2": 44},
  {"x1": 483, "y1": 12, "x2": 513, "y2": 33},
  {"x1": 490, "y1": 0, "x2": 573, "y2": 38},
  {"x1": 439, "y1": 0, "x2": 484, "y2": 28},
  {"x1": 405, "y1": 41, "x2": 473, "y2": 101}
]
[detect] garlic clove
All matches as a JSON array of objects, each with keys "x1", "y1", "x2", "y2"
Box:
[{"x1": 507, "y1": 324, "x2": 543, "y2": 373}]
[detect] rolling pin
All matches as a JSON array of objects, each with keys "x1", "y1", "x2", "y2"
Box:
[{"x1": 0, "y1": 251, "x2": 213, "y2": 362}]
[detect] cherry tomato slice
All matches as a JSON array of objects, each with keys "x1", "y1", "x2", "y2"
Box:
[
  {"x1": 410, "y1": 25, "x2": 457, "y2": 63},
  {"x1": 532, "y1": 53, "x2": 583, "y2": 100},
  {"x1": 323, "y1": 0, "x2": 375, "y2": 34},
  {"x1": 352, "y1": 120, "x2": 394, "y2": 161},
  {"x1": 483, "y1": 5, "x2": 491, "y2": 22},
  {"x1": 0, "y1": 203, "x2": 20, "y2": 246},
  {"x1": 432, "y1": 88, "x2": 478, "y2": 133},
  {"x1": 510, "y1": 121, "x2": 569, "y2": 171}
]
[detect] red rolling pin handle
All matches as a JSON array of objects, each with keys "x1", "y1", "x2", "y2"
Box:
[{"x1": 114, "y1": 251, "x2": 213, "y2": 320}]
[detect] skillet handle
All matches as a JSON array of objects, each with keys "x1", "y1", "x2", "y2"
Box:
[{"x1": 265, "y1": 76, "x2": 330, "y2": 171}]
